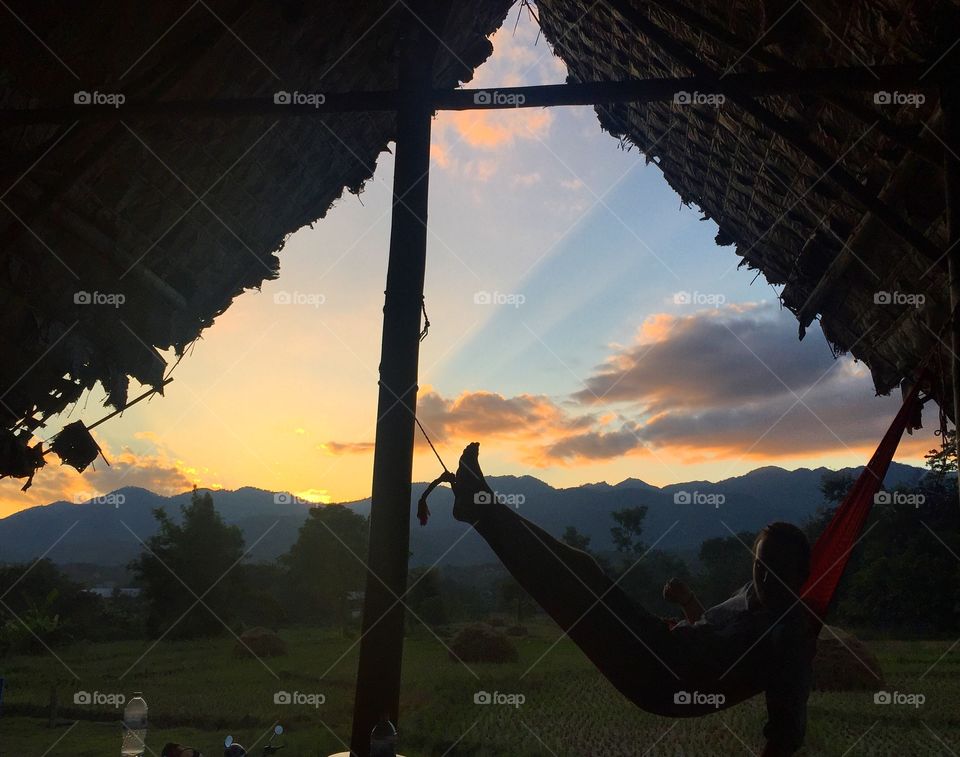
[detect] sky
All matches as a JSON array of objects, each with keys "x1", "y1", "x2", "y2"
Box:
[{"x1": 0, "y1": 9, "x2": 942, "y2": 517}]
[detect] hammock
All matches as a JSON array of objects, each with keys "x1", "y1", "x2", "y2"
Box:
[
  {"x1": 416, "y1": 373, "x2": 929, "y2": 628},
  {"x1": 799, "y1": 377, "x2": 924, "y2": 622}
]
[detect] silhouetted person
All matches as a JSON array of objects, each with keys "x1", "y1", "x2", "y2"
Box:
[{"x1": 451, "y1": 442, "x2": 814, "y2": 757}]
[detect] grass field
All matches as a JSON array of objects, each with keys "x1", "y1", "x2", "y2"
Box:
[{"x1": 0, "y1": 623, "x2": 957, "y2": 756}]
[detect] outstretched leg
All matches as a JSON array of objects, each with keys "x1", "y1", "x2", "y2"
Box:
[{"x1": 451, "y1": 443, "x2": 682, "y2": 708}]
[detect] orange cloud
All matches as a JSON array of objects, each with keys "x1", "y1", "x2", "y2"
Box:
[
  {"x1": 318, "y1": 441, "x2": 375, "y2": 455},
  {"x1": 430, "y1": 141, "x2": 453, "y2": 169},
  {"x1": 317, "y1": 304, "x2": 941, "y2": 471},
  {"x1": 429, "y1": 107, "x2": 553, "y2": 182},
  {"x1": 444, "y1": 108, "x2": 552, "y2": 149},
  {"x1": 0, "y1": 438, "x2": 205, "y2": 517}
]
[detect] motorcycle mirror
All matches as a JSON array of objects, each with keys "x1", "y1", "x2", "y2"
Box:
[
  {"x1": 274, "y1": 725, "x2": 283, "y2": 736},
  {"x1": 225, "y1": 735, "x2": 234, "y2": 747}
]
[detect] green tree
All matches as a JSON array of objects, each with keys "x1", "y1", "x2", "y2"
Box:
[
  {"x1": 131, "y1": 489, "x2": 247, "y2": 639},
  {"x1": 0, "y1": 587, "x2": 59, "y2": 656},
  {"x1": 561, "y1": 525, "x2": 591, "y2": 552},
  {"x1": 804, "y1": 471, "x2": 854, "y2": 544},
  {"x1": 617, "y1": 549, "x2": 693, "y2": 616},
  {"x1": 925, "y1": 431, "x2": 957, "y2": 478},
  {"x1": 281, "y1": 504, "x2": 368, "y2": 633},
  {"x1": 0, "y1": 560, "x2": 144, "y2": 648},
  {"x1": 407, "y1": 566, "x2": 446, "y2": 629},
  {"x1": 696, "y1": 532, "x2": 755, "y2": 607},
  {"x1": 610, "y1": 506, "x2": 648, "y2": 556},
  {"x1": 833, "y1": 477, "x2": 960, "y2": 633},
  {"x1": 497, "y1": 576, "x2": 535, "y2": 626}
]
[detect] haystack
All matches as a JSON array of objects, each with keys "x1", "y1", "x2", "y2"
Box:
[
  {"x1": 449, "y1": 623, "x2": 518, "y2": 664},
  {"x1": 234, "y1": 626, "x2": 287, "y2": 658},
  {"x1": 813, "y1": 625, "x2": 885, "y2": 691}
]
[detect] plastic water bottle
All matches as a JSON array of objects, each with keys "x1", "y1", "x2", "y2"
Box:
[
  {"x1": 370, "y1": 719, "x2": 397, "y2": 757},
  {"x1": 120, "y1": 693, "x2": 148, "y2": 756}
]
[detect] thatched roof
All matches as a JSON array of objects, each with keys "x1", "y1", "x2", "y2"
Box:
[
  {"x1": 0, "y1": 0, "x2": 512, "y2": 433},
  {"x1": 2, "y1": 0, "x2": 957, "y2": 477},
  {"x1": 537, "y1": 0, "x2": 959, "y2": 412}
]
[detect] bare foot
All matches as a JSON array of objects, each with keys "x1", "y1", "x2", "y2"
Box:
[{"x1": 452, "y1": 442, "x2": 493, "y2": 524}]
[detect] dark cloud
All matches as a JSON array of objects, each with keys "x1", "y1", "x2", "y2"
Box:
[
  {"x1": 542, "y1": 423, "x2": 645, "y2": 461},
  {"x1": 544, "y1": 304, "x2": 924, "y2": 463},
  {"x1": 317, "y1": 304, "x2": 935, "y2": 468},
  {"x1": 574, "y1": 304, "x2": 836, "y2": 411}
]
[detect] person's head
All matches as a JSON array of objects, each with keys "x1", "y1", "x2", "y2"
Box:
[{"x1": 752, "y1": 522, "x2": 811, "y2": 608}]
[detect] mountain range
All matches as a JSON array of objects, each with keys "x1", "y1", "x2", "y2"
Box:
[{"x1": 0, "y1": 462, "x2": 928, "y2": 570}]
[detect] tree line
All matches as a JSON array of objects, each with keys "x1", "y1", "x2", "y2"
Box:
[{"x1": 1, "y1": 443, "x2": 958, "y2": 654}]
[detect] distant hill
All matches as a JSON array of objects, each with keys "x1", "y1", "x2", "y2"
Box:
[
  {"x1": 0, "y1": 462, "x2": 927, "y2": 569},
  {"x1": 0, "y1": 486, "x2": 311, "y2": 566}
]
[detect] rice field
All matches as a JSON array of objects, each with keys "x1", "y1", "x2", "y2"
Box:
[{"x1": 0, "y1": 623, "x2": 957, "y2": 756}]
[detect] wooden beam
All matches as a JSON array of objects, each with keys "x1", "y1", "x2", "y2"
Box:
[
  {"x1": 348, "y1": 4, "x2": 443, "y2": 755},
  {"x1": 943, "y1": 82, "x2": 960, "y2": 488},
  {"x1": 0, "y1": 62, "x2": 940, "y2": 124}
]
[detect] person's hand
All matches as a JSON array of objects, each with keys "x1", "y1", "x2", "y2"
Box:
[{"x1": 662, "y1": 578, "x2": 694, "y2": 605}]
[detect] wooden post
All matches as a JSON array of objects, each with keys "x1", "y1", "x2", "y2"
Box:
[
  {"x1": 944, "y1": 82, "x2": 960, "y2": 501},
  {"x1": 348, "y1": 8, "x2": 436, "y2": 756},
  {"x1": 48, "y1": 685, "x2": 58, "y2": 728}
]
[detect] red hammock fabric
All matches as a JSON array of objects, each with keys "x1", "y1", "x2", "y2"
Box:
[{"x1": 800, "y1": 379, "x2": 924, "y2": 620}]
